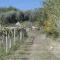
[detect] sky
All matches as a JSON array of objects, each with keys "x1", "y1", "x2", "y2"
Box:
[{"x1": 0, "y1": 0, "x2": 43, "y2": 10}]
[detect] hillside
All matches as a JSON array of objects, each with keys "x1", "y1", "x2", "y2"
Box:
[{"x1": 0, "y1": 0, "x2": 60, "y2": 60}]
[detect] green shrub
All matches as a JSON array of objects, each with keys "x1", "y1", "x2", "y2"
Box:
[{"x1": 46, "y1": 30, "x2": 59, "y2": 38}]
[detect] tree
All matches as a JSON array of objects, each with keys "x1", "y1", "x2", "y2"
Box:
[{"x1": 43, "y1": 0, "x2": 60, "y2": 37}]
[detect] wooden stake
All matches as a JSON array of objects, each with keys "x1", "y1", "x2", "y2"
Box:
[
  {"x1": 2, "y1": 35, "x2": 4, "y2": 45},
  {"x1": 10, "y1": 38, "x2": 11, "y2": 48},
  {"x1": 8, "y1": 34, "x2": 11, "y2": 48},
  {"x1": 20, "y1": 31, "x2": 23, "y2": 40},
  {"x1": 6, "y1": 31, "x2": 8, "y2": 53},
  {"x1": 14, "y1": 29, "x2": 15, "y2": 44}
]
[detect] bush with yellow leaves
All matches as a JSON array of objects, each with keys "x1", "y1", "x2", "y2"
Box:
[
  {"x1": 43, "y1": 20, "x2": 54, "y2": 32},
  {"x1": 43, "y1": 19, "x2": 59, "y2": 38}
]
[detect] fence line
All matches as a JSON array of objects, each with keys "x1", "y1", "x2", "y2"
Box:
[{"x1": 0, "y1": 27, "x2": 26, "y2": 53}]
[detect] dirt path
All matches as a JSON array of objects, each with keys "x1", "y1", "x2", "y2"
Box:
[
  {"x1": 29, "y1": 33, "x2": 49, "y2": 60},
  {"x1": 28, "y1": 31, "x2": 60, "y2": 60},
  {"x1": 6, "y1": 30, "x2": 60, "y2": 60}
]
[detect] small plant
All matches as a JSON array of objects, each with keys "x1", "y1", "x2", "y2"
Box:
[
  {"x1": 46, "y1": 30, "x2": 59, "y2": 39},
  {"x1": 0, "y1": 47, "x2": 6, "y2": 60}
]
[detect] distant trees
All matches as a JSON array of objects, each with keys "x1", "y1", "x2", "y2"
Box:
[
  {"x1": 0, "y1": 11, "x2": 17, "y2": 24},
  {"x1": 5, "y1": 13, "x2": 17, "y2": 23},
  {"x1": 0, "y1": 7, "x2": 47, "y2": 26},
  {"x1": 0, "y1": 7, "x2": 30, "y2": 24}
]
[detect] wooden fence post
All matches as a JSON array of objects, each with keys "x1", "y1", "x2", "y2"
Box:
[
  {"x1": 20, "y1": 31, "x2": 23, "y2": 40},
  {"x1": 6, "y1": 31, "x2": 8, "y2": 53},
  {"x1": 8, "y1": 33, "x2": 11, "y2": 48},
  {"x1": 10, "y1": 37, "x2": 11, "y2": 48},
  {"x1": 14, "y1": 28, "x2": 16, "y2": 44}
]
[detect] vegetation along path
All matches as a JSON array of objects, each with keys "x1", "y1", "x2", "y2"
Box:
[{"x1": 6, "y1": 30, "x2": 60, "y2": 60}]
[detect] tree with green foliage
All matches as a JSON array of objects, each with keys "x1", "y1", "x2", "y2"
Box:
[{"x1": 43, "y1": 0, "x2": 60, "y2": 38}]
